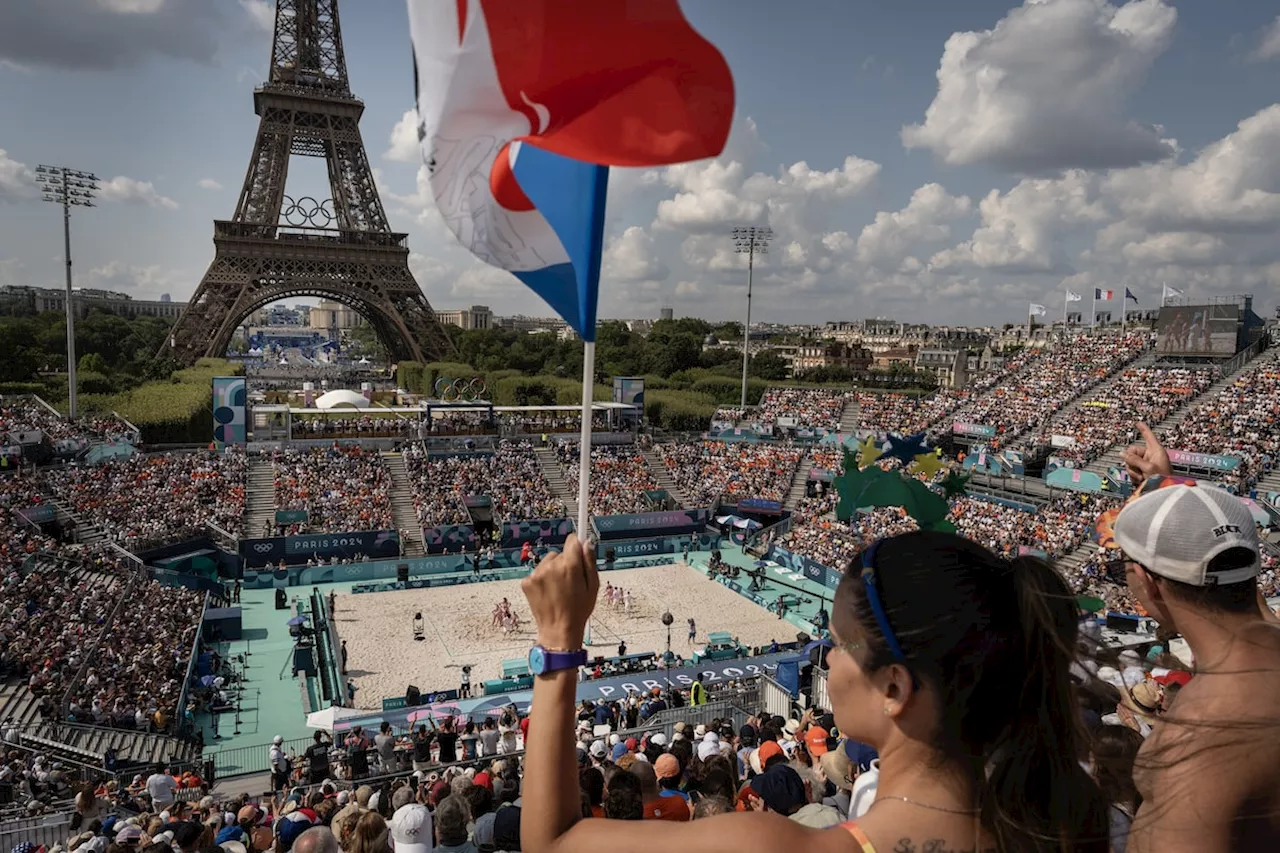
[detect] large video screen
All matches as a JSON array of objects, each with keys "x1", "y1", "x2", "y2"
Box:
[{"x1": 1156, "y1": 304, "x2": 1239, "y2": 356}]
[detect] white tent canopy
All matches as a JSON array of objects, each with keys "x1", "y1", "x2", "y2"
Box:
[
  {"x1": 314, "y1": 389, "x2": 370, "y2": 409},
  {"x1": 306, "y1": 704, "x2": 364, "y2": 730}
]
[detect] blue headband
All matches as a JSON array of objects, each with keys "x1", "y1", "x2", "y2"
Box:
[{"x1": 861, "y1": 540, "x2": 911, "y2": 671}]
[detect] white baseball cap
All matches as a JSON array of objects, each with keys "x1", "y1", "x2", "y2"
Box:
[
  {"x1": 1114, "y1": 484, "x2": 1260, "y2": 586},
  {"x1": 389, "y1": 804, "x2": 433, "y2": 853}
]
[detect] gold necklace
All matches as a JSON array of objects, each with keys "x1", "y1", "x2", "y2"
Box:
[{"x1": 871, "y1": 795, "x2": 981, "y2": 816}]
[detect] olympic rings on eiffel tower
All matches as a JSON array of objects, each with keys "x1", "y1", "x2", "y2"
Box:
[
  {"x1": 281, "y1": 195, "x2": 336, "y2": 228},
  {"x1": 434, "y1": 377, "x2": 488, "y2": 402}
]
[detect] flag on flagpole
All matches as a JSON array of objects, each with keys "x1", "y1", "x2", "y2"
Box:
[
  {"x1": 1066, "y1": 290, "x2": 1083, "y2": 302},
  {"x1": 408, "y1": 0, "x2": 734, "y2": 541},
  {"x1": 1162, "y1": 284, "x2": 1183, "y2": 301},
  {"x1": 1095, "y1": 288, "x2": 1114, "y2": 300},
  {"x1": 1029, "y1": 303, "x2": 1047, "y2": 317},
  {"x1": 408, "y1": 0, "x2": 734, "y2": 340},
  {"x1": 1125, "y1": 287, "x2": 1138, "y2": 303}
]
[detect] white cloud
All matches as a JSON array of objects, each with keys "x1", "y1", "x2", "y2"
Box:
[
  {"x1": 385, "y1": 109, "x2": 421, "y2": 163},
  {"x1": 98, "y1": 0, "x2": 166, "y2": 13},
  {"x1": 197, "y1": 178, "x2": 223, "y2": 191},
  {"x1": 674, "y1": 280, "x2": 702, "y2": 298},
  {"x1": 1253, "y1": 15, "x2": 1280, "y2": 61},
  {"x1": 857, "y1": 183, "x2": 972, "y2": 271},
  {"x1": 903, "y1": 0, "x2": 1177, "y2": 173},
  {"x1": 238, "y1": 0, "x2": 274, "y2": 33},
  {"x1": 82, "y1": 260, "x2": 188, "y2": 297},
  {"x1": 1101, "y1": 104, "x2": 1280, "y2": 233},
  {"x1": 931, "y1": 171, "x2": 1107, "y2": 272},
  {"x1": 0, "y1": 149, "x2": 37, "y2": 202},
  {"x1": 0, "y1": 0, "x2": 222, "y2": 69},
  {"x1": 653, "y1": 154, "x2": 879, "y2": 233},
  {"x1": 98, "y1": 176, "x2": 179, "y2": 209},
  {"x1": 603, "y1": 227, "x2": 669, "y2": 283}
]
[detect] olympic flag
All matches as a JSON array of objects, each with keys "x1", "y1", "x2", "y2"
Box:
[{"x1": 407, "y1": 0, "x2": 735, "y2": 537}]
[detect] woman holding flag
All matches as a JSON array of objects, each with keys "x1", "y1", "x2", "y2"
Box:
[{"x1": 408, "y1": 4, "x2": 1109, "y2": 850}]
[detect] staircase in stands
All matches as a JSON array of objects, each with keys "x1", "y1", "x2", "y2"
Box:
[
  {"x1": 1056, "y1": 540, "x2": 1101, "y2": 576},
  {"x1": 1086, "y1": 347, "x2": 1274, "y2": 478},
  {"x1": 43, "y1": 497, "x2": 107, "y2": 547},
  {"x1": 642, "y1": 447, "x2": 693, "y2": 508},
  {"x1": 838, "y1": 396, "x2": 860, "y2": 434},
  {"x1": 381, "y1": 452, "x2": 425, "y2": 556},
  {"x1": 783, "y1": 457, "x2": 812, "y2": 511},
  {"x1": 534, "y1": 445, "x2": 578, "y2": 520},
  {"x1": 243, "y1": 456, "x2": 277, "y2": 539}
]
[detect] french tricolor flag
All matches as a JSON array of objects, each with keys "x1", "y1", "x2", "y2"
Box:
[
  {"x1": 1095, "y1": 288, "x2": 1114, "y2": 300},
  {"x1": 407, "y1": 0, "x2": 735, "y2": 342}
]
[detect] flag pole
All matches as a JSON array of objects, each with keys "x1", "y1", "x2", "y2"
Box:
[
  {"x1": 1091, "y1": 290, "x2": 1096, "y2": 330},
  {"x1": 577, "y1": 341, "x2": 595, "y2": 546},
  {"x1": 1063, "y1": 290, "x2": 1068, "y2": 330}
]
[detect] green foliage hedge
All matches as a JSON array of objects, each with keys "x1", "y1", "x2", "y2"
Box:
[{"x1": 61, "y1": 358, "x2": 245, "y2": 444}]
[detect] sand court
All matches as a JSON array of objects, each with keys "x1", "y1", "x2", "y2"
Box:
[{"x1": 335, "y1": 563, "x2": 792, "y2": 710}]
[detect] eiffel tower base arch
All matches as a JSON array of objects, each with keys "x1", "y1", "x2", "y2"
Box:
[{"x1": 165, "y1": 237, "x2": 449, "y2": 365}]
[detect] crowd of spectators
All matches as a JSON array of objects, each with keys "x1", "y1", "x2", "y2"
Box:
[
  {"x1": 948, "y1": 494, "x2": 1114, "y2": 560},
  {"x1": 753, "y1": 388, "x2": 850, "y2": 431},
  {"x1": 0, "y1": 549, "x2": 137, "y2": 709},
  {"x1": 1160, "y1": 352, "x2": 1280, "y2": 490},
  {"x1": 656, "y1": 441, "x2": 803, "y2": 506},
  {"x1": 945, "y1": 332, "x2": 1149, "y2": 448},
  {"x1": 294, "y1": 417, "x2": 415, "y2": 439},
  {"x1": 405, "y1": 441, "x2": 563, "y2": 527},
  {"x1": 779, "y1": 491, "x2": 1110, "y2": 572},
  {"x1": 855, "y1": 391, "x2": 964, "y2": 438},
  {"x1": 0, "y1": 399, "x2": 133, "y2": 445},
  {"x1": 273, "y1": 446, "x2": 393, "y2": 533},
  {"x1": 1033, "y1": 367, "x2": 1217, "y2": 466},
  {"x1": 63, "y1": 582, "x2": 205, "y2": 733},
  {"x1": 556, "y1": 446, "x2": 659, "y2": 516},
  {"x1": 41, "y1": 449, "x2": 247, "y2": 544},
  {"x1": 0, "y1": 474, "x2": 59, "y2": 574}
]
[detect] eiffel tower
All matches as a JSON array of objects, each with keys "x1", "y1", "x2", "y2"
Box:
[{"x1": 163, "y1": 0, "x2": 452, "y2": 364}]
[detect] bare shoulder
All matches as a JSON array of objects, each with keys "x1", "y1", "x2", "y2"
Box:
[{"x1": 1130, "y1": 673, "x2": 1280, "y2": 852}]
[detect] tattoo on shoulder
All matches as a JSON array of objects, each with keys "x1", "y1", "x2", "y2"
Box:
[{"x1": 892, "y1": 840, "x2": 998, "y2": 853}]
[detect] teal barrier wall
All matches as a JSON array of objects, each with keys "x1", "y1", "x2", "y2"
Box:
[{"x1": 242, "y1": 532, "x2": 723, "y2": 590}]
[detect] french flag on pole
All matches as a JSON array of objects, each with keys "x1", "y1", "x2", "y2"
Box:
[
  {"x1": 406, "y1": 0, "x2": 735, "y2": 342},
  {"x1": 1095, "y1": 288, "x2": 1114, "y2": 300}
]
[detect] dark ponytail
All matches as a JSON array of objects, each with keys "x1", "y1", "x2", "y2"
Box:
[
  {"x1": 981, "y1": 555, "x2": 1111, "y2": 852},
  {"x1": 839, "y1": 532, "x2": 1111, "y2": 853}
]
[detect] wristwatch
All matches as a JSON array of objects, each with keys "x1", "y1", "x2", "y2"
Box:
[{"x1": 528, "y1": 645, "x2": 587, "y2": 676}]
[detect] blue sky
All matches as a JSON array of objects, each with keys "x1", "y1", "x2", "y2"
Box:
[{"x1": 2, "y1": 0, "x2": 1279, "y2": 326}]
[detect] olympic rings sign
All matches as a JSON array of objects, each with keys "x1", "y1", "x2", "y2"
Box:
[
  {"x1": 434, "y1": 376, "x2": 488, "y2": 402},
  {"x1": 281, "y1": 195, "x2": 336, "y2": 228}
]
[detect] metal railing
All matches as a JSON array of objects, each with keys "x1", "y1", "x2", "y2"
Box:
[
  {"x1": 0, "y1": 811, "x2": 76, "y2": 852},
  {"x1": 173, "y1": 592, "x2": 211, "y2": 738},
  {"x1": 110, "y1": 410, "x2": 142, "y2": 444},
  {"x1": 60, "y1": 570, "x2": 142, "y2": 722},
  {"x1": 758, "y1": 674, "x2": 797, "y2": 720}
]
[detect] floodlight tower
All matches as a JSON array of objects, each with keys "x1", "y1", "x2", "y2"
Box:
[
  {"x1": 36, "y1": 165, "x2": 99, "y2": 420},
  {"x1": 732, "y1": 226, "x2": 773, "y2": 408}
]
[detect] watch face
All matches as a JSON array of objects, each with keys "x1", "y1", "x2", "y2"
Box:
[{"x1": 528, "y1": 646, "x2": 546, "y2": 675}]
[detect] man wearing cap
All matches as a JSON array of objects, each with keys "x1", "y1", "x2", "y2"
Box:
[
  {"x1": 389, "y1": 803, "x2": 433, "y2": 853},
  {"x1": 1112, "y1": 430, "x2": 1280, "y2": 853}
]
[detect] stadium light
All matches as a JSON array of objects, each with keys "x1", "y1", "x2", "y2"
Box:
[
  {"x1": 732, "y1": 226, "x2": 772, "y2": 408},
  {"x1": 36, "y1": 165, "x2": 99, "y2": 421}
]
